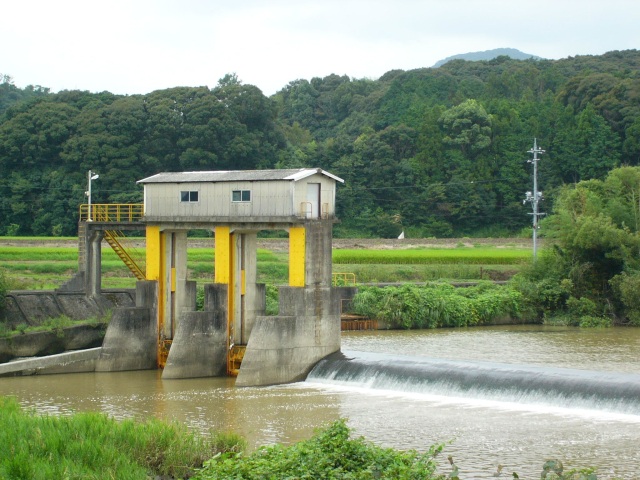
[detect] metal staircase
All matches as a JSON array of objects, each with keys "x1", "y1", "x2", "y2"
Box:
[{"x1": 104, "y1": 230, "x2": 146, "y2": 280}]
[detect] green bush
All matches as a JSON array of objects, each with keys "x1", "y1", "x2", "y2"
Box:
[
  {"x1": 578, "y1": 316, "x2": 612, "y2": 328},
  {"x1": 195, "y1": 419, "x2": 444, "y2": 480},
  {"x1": 352, "y1": 283, "x2": 525, "y2": 329},
  {"x1": 265, "y1": 284, "x2": 279, "y2": 315},
  {"x1": 196, "y1": 284, "x2": 205, "y2": 311},
  {"x1": 611, "y1": 271, "x2": 640, "y2": 326}
]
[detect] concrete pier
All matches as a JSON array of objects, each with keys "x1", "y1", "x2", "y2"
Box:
[
  {"x1": 96, "y1": 307, "x2": 156, "y2": 371},
  {"x1": 162, "y1": 283, "x2": 228, "y2": 378}
]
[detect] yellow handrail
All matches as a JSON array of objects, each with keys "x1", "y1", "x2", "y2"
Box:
[
  {"x1": 332, "y1": 272, "x2": 356, "y2": 286},
  {"x1": 79, "y1": 204, "x2": 144, "y2": 222}
]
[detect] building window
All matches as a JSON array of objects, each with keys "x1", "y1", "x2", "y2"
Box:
[
  {"x1": 232, "y1": 190, "x2": 251, "y2": 202},
  {"x1": 180, "y1": 191, "x2": 199, "y2": 202}
]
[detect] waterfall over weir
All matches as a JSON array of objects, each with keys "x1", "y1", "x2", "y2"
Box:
[{"x1": 306, "y1": 350, "x2": 640, "y2": 415}]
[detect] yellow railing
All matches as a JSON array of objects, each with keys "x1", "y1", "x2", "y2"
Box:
[
  {"x1": 332, "y1": 272, "x2": 356, "y2": 286},
  {"x1": 79, "y1": 204, "x2": 144, "y2": 222}
]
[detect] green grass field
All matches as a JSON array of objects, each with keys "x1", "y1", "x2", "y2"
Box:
[{"x1": 0, "y1": 239, "x2": 532, "y2": 289}]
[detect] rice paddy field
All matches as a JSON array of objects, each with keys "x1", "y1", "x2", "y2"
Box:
[{"x1": 0, "y1": 237, "x2": 535, "y2": 290}]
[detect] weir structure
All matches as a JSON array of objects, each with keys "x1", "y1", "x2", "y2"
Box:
[{"x1": 89, "y1": 168, "x2": 344, "y2": 386}]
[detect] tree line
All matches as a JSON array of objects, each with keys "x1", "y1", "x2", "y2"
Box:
[{"x1": 1, "y1": 50, "x2": 639, "y2": 237}]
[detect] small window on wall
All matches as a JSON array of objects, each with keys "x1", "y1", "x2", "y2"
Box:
[
  {"x1": 232, "y1": 190, "x2": 251, "y2": 202},
  {"x1": 180, "y1": 191, "x2": 199, "y2": 202}
]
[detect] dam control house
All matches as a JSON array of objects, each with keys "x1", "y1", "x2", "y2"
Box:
[{"x1": 92, "y1": 168, "x2": 345, "y2": 386}]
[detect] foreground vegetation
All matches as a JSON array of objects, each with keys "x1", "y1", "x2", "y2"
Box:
[
  {"x1": 195, "y1": 419, "x2": 444, "y2": 480},
  {"x1": 0, "y1": 399, "x2": 601, "y2": 480},
  {"x1": 0, "y1": 396, "x2": 245, "y2": 479}
]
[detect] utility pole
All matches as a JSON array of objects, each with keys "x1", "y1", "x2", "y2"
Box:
[{"x1": 524, "y1": 139, "x2": 544, "y2": 259}]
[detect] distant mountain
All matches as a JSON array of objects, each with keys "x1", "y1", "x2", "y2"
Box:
[{"x1": 433, "y1": 48, "x2": 542, "y2": 67}]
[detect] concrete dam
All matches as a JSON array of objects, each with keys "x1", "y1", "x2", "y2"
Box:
[{"x1": 1, "y1": 168, "x2": 354, "y2": 386}]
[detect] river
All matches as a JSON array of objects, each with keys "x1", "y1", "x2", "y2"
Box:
[{"x1": 1, "y1": 325, "x2": 639, "y2": 479}]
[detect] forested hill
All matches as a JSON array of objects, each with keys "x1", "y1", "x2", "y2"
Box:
[
  {"x1": 432, "y1": 48, "x2": 540, "y2": 67},
  {"x1": 1, "y1": 50, "x2": 639, "y2": 237}
]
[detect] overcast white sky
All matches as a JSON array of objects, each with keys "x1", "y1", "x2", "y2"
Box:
[{"x1": 3, "y1": 0, "x2": 639, "y2": 96}]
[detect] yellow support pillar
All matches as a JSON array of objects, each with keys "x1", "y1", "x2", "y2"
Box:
[
  {"x1": 289, "y1": 226, "x2": 306, "y2": 287},
  {"x1": 215, "y1": 227, "x2": 236, "y2": 375},
  {"x1": 146, "y1": 226, "x2": 161, "y2": 281},
  {"x1": 146, "y1": 226, "x2": 167, "y2": 367},
  {"x1": 215, "y1": 226, "x2": 231, "y2": 284}
]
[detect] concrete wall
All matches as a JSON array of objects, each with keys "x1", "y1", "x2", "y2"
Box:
[
  {"x1": 162, "y1": 283, "x2": 229, "y2": 379},
  {"x1": 95, "y1": 306, "x2": 157, "y2": 371},
  {"x1": 0, "y1": 348, "x2": 102, "y2": 377},
  {"x1": 2, "y1": 289, "x2": 135, "y2": 330},
  {"x1": 235, "y1": 286, "x2": 340, "y2": 386},
  {"x1": 236, "y1": 220, "x2": 341, "y2": 386},
  {"x1": 0, "y1": 324, "x2": 106, "y2": 363},
  {"x1": 162, "y1": 310, "x2": 227, "y2": 379},
  {"x1": 95, "y1": 281, "x2": 158, "y2": 372}
]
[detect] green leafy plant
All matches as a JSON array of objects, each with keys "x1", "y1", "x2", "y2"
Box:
[
  {"x1": 196, "y1": 419, "x2": 444, "y2": 480},
  {"x1": 265, "y1": 284, "x2": 279, "y2": 316},
  {"x1": 352, "y1": 283, "x2": 525, "y2": 329}
]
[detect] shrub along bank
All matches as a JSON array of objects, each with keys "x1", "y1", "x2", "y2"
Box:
[
  {"x1": 352, "y1": 282, "x2": 526, "y2": 329},
  {"x1": 195, "y1": 419, "x2": 445, "y2": 480}
]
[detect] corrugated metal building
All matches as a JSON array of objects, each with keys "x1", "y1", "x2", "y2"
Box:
[{"x1": 137, "y1": 168, "x2": 344, "y2": 221}]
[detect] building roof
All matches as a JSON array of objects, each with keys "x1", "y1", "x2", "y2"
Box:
[{"x1": 137, "y1": 168, "x2": 344, "y2": 184}]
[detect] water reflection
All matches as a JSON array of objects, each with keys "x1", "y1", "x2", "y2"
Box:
[{"x1": 0, "y1": 325, "x2": 639, "y2": 479}]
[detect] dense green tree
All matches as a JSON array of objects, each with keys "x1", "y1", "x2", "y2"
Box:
[
  {"x1": 439, "y1": 99, "x2": 492, "y2": 157},
  {"x1": 2, "y1": 51, "x2": 640, "y2": 236},
  {"x1": 515, "y1": 166, "x2": 640, "y2": 325}
]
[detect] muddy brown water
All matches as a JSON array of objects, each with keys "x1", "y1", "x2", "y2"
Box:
[{"x1": 0, "y1": 325, "x2": 638, "y2": 479}]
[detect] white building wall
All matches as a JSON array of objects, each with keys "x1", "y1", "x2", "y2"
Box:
[
  {"x1": 292, "y1": 174, "x2": 337, "y2": 218},
  {"x1": 144, "y1": 180, "x2": 308, "y2": 218}
]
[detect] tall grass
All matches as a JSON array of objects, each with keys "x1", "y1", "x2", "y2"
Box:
[
  {"x1": 0, "y1": 396, "x2": 245, "y2": 479},
  {"x1": 353, "y1": 283, "x2": 525, "y2": 329}
]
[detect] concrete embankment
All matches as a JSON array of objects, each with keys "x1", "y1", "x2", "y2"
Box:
[
  {"x1": 0, "y1": 348, "x2": 102, "y2": 376},
  {"x1": 2, "y1": 289, "x2": 135, "y2": 331},
  {"x1": 0, "y1": 323, "x2": 107, "y2": 363}
]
